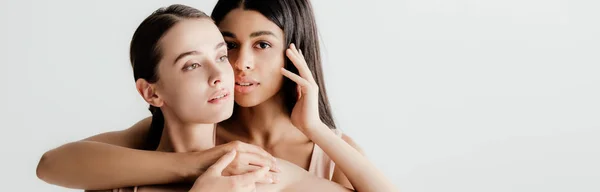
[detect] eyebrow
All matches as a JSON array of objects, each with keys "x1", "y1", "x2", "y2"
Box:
[
  {"x1": 173, "y1": 42, "x2": 227, "y2": 64},
  {"x1": 221, "y1": 31, "x2": 235, "y2": 38},
  {"x1": 221, "y1": 31, "x2": 277, "y2": 39},
  {"x1": 250, "y1": 31, "x2": 276, "y2": 38},
  {"x1": 174, "y1": 51, "x2": 200, "y2": 64}
]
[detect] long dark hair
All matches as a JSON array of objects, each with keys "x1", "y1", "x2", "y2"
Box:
[
  {"x1": 212, "y1": 0, "x2": 337, "y2": 129},
  {"x1": 129, "y1": 4, "x2": 210, "y2": 150}
]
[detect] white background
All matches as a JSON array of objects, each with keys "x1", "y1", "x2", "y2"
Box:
[{"x1": 1, "y1": 0, "x2": 599, "y2": 191}]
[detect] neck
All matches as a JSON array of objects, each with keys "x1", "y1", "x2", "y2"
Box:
[
  {"x1": 156, "y1": 108, "x2": 215, "y2": 153},
  {"x1": 231, "y1": 93, "x2": 308, "y2": 146}
]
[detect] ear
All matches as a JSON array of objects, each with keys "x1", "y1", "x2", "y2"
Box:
[{"x1": 136, "y1": 79, "x2": 164, "y2": 108}]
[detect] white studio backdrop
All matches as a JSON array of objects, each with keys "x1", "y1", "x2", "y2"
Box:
[{"x1": 0, "y1": 0, "x2": 598, "y2": 191}]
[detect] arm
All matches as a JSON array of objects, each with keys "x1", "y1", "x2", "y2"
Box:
[
  {"x1": 330, "y1": 134, "x2": 364, "y2": 189},
  {"x1": 304, "y1": 125, "x2": 398, "y2": 192},
  {"x1": 36, "y1": 117, "x2": 278, "y2": 190},
  {"x1": 36, "y1": 117, "x2": 203, "y2": 190},
  {"x1": 103, "y1": 153, "x2": 351, "y2": 192},
  {"x1": 281, "y1": 44, "x2": 398, "y2": 192}
]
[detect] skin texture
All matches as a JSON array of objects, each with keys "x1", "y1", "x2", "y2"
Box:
[
  {"x1": 37, "y1": 5, "x2": 398, "y2": 192},
  {"x1": 80, "y1": 12, "x2": 355, "y2": 192}
]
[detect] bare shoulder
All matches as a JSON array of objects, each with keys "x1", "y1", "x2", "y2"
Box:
[{"x1": 82, "y1": 116, "x2": 153, "y2": 148}]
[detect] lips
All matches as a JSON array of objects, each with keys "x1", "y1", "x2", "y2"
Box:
[
  {"x1": 208, "y1": 88, "x2": 231, "y2": 103},
  {"x1": 235, "y1": 76, "x2": 259, "y2": 94}
]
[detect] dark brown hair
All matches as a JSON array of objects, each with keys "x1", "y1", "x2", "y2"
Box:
[
  {"x1": 212, "y1": 0, "x2": 337, "y2": 129},
  {"x1": 129, "y1": 4, "x2": 210, "y2": 150}
]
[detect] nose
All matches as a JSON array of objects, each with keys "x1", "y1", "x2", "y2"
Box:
[
  {"x1": 211, "y1": 78, "x2": 221, "y2": 86},
  {"x1": 209, "y1": 65, "x2": 224, "y2": 87},
  {"x1": 233, "y1": 46, "x2": 254, "y2": 71}
]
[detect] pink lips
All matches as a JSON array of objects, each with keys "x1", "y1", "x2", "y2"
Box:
[
  {"x1": 235, "y1": 76, "x2": 259, "y2": 94},
  {"x1": 208, "y1": 88, "x2": 231, "y2": 104}
]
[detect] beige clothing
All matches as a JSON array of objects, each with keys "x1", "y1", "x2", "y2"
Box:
[{"x1": 307, "y1": 128, "x2": 343, "y2": 180}]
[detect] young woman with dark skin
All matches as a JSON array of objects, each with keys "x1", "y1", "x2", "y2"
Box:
[{"x1": 37, "y1": 1, "x2": 398, "y2": 192}]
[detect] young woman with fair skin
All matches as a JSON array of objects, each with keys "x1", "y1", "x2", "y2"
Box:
[
  {"x1": 83, "y1": 4, "x2": 352, "y2": 192},
  {"x1": 37, "y1": 1, "x2": 398, "y2": 192}
]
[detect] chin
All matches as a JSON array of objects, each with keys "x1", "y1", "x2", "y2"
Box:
[
  {"x1": 213, "y1": 101, "x2": 235, "y2": 122},
  {"x1": 234, "y1": 96, "x2": 263, "y2": 108},
  {"x1": 188, "y1": 102, "x2": 235, "y2": 123},
  {"x1": 195, "y1": 110, "x2": 233, "y2": 123},
  {"x1": 215, "y1": 111, "x2": 233, "y2": 122},
  {"x1": 220, "y1": 102, "x2": 235, "y2": 120}
]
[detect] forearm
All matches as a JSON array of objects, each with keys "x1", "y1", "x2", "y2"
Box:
[
  {"x1": 36, "y1": 141, "x2": 202, "y2": 190},
  {"x1": 305, "y1": 125, "x2": 398, "y2": 192}
]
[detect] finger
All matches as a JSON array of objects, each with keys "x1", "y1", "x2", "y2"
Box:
[
  {"x1": 231, "y1": 142, "x2": 275, "y2": 162},
  {"x1": 231, "y1": 143, "x2": 279, "y2": 172},
  {"x1": 286, "y1": 45, "x2": 314, "y2": 81},
  {"x1": 225, "y1": 165, "x2": 278, "y2": 183},
  {"x1": 226, "y1": 164, "x2": 262, "y2": 176},
  {"x1": 232, "y1": 166, "x2": 271, "y2": 186},
  {"x1": 281, "y1": 67, "x2": 311, "y2": 88},
  {"x1": 297, "y1": 85, "x2": 302, "y2": 100},
  {"x1": 285, "y1": 45, "x2": 308, "y2": 77},
  {"x1": 292, "y1": 44, "x2": 306, "y2": 62},
  {"x1": 254, "y1": 172, "x2": 279, "y2": 184},
  {"x1": 292, "y1": 44, "x2": 317, "y2": 84},
  {"x1": 207, "y1": 150, "x2": 237, "y2": 174},
  {"x1": 240, "y1": 153, "x2": 280, "y2": 173}
]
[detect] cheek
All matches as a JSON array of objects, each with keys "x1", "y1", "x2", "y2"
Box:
[
  {"x1": 222, "y1": 64, "x2": 235, "y2": 86},
  {"x1": 254, "y1": 49, "x2": 285, "y2": 74},
  {"x1": 261, "y1": 51, "x2": 285, "y2": 79},
  {"x1": 256, "y1": 52, "x2": 286, "y2": 92},
  {"x1": 164, "y1": 74, "x2": 209, "y2": 106},
  {"x1": 261, "y1": 49, "x2": 285, "y2": 68},
  {"x1": 180, "y1": 74, "x2": 210, "y2": 99}
]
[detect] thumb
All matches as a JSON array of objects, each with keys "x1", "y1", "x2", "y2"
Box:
[
  {"x1": 206, "y1": 149, "x2": 237, "y2": 174},
  {"x1": 231, "y1": 166, "x2": 271, "y2": 186},
  {"x1": 297, "y1": 85, "x2": 302, "y2": 100}
]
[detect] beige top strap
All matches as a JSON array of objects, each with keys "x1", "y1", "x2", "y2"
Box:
[{"x1": 307, "y1": 128, "x2": 343, "y2": 180}]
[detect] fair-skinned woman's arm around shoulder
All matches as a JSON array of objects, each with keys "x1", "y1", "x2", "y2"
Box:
[
  {"x1": 36, "y1": 117, "x2": 195, "y2": 190},
  {"x1": 36, "y1": 117, "x2": 280, "y2": 190}
]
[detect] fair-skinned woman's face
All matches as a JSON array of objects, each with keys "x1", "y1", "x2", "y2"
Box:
[
  {"x1": 153, "y1": 18, "x2": 235, "y2": 123},
  {"x1": 218, "y1": 9, "x2": 287, "y2": 107}
]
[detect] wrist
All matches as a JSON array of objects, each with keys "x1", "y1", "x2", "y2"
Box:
[
  {"x1": 303, "y1": 122, "x2": 330, "y2": 138},
  {"x1": 178, "y1": 151, "x2": 218, "y2": 183},
  {"x1": 188, "y1": 147, "x2": 229, "y2": 175},
  {"x1": 175, "y1": 152, "x2": 201, "y2": 182}
]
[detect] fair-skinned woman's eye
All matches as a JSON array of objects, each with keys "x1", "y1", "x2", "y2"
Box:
[
  {"x1": 183, "y1": 63, "x2": 201, "y2": 71},
  {"x1": 218, "y1": 55, "x2": 229, "y2": 63},
  {"x1": 254, "y1": 41, "x2": 271, "y2": 49}
]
